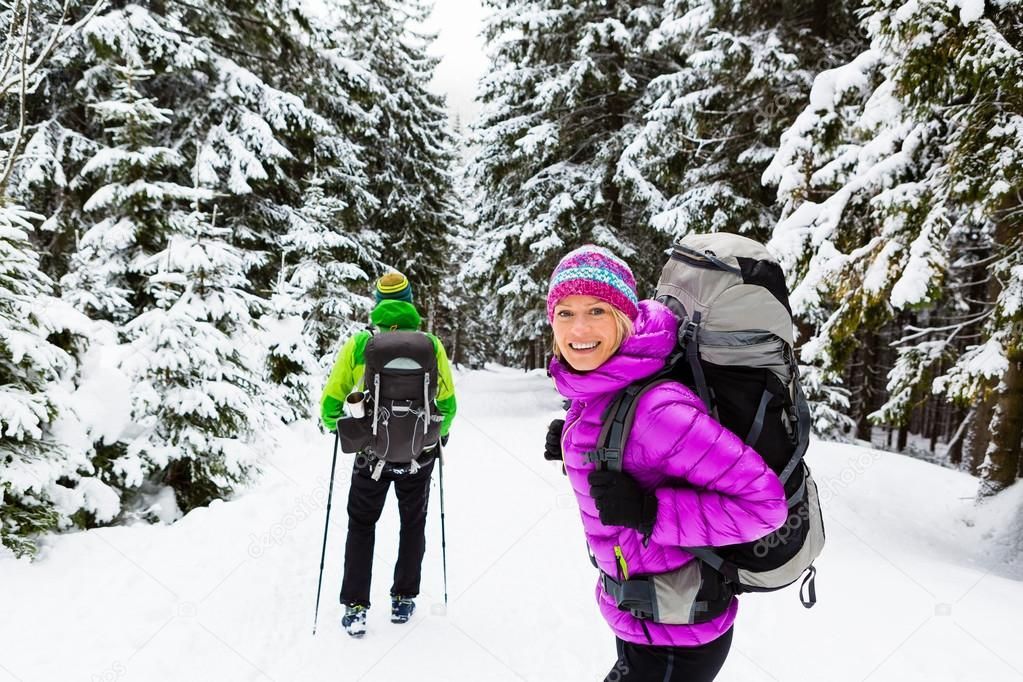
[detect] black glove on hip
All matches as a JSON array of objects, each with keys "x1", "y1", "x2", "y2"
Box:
[
  {"x1": 544, "y1": 418, "x2": 565, "y2": 461},
  {"x1": 588, "y1": 470, "x2": 657, "y2": 535}
]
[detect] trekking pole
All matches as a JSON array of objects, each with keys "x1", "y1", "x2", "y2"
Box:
[
  {"x1": 438, "y1": 443, "x2": 449, "y2": 606},
  {"x1": 312, "y1": 430, "x2": 341, "y2": 635}
]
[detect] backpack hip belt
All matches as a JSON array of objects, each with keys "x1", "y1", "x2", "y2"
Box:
[
  {"x1": 599, "y1": 561, "x2": 733, "y2": 625},
  {"x1": 363, "y1": 448, "x2": 436, "y2": 481}
]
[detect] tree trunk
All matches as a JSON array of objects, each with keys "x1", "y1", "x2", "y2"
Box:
[
  {"x1": 897, "y1": 423, "x2": 909, "y2": 452},
  {"x1": 850, "y1": 338, "x2": 872, "y2": 441},
  {"x1": 921, "y1": 394, "x2": 941, "y2": 453},
  {"x1": 812, "y1": 0, "x2": 831, "y2": 37},
  {"x1": 451, "y1": 319, "x2": 461, "y2": 367},
  {"x1": 947, "y1": 408, "x2": 970, "y2": 467},
  {"x1": 964, "y1": 389, "x2": 995, "y2": 475},
  {"x1": 977, "y1": 200, "x2": 1023, "y2": 496},
  {"x1": 978, "y1": 354, "x2": 1023, "y2": 497}
]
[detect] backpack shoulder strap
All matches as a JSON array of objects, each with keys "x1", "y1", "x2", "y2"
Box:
[
  {"x1": 588, "y1": 370, "x2": 674, "y2": 472},
  {"x1": 350, "y1": 329, "x2": 374, "y2": 370},
  {"x1": 679, "y1": 310, "x2": 714, "y2": 416}
]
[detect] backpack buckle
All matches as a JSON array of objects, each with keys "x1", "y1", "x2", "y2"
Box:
[
  {"x1": 679, "y1": 319, "x2": 699, "y2": 348},
  {"x1": 586, "y1": 447, "x2": 621, "y2": 469}
]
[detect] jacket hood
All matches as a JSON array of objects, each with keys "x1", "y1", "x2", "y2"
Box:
[
  {"x1": 370, "y1": 300, "x2": 422, "y2": 331},
  {"x1": 550, "y1": 299, "x2": 678, "y2": 400}
]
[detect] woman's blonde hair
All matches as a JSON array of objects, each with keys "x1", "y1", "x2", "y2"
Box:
[{"x1": 550, "y1": 304, "x2": 635, "y2": 363}]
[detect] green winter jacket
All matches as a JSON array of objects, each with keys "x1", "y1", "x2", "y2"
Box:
[{"x1": 320, "y1": 299, "x2": 457, "y2": 434}]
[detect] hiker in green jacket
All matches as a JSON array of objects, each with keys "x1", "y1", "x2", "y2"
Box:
[{"x1": 321, "y1": 271, "x2": 456, "y2": 638}]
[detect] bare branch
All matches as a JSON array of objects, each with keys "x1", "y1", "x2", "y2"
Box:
[
  {"x1": 0, "y1": 0, "x2": 32, "y2": 193},
  {"x1": 0, "y1": 0, "x2": 106, "y2": 193},
  {"x1": 0, "y1": 0, "x2": 27, "y2": 92},
  {"x1": 0, "y1": 0, "x2": 106, "y2": 99},
  {"x1": 893, "y1": 310, "x2": 993, "y2": 345}
]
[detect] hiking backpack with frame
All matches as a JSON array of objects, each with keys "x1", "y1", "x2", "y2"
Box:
[
  {"x1": 338, "y1": 331, "x2": 443, "y2": 479},
  {"x1": 591, "y1": 232, "x2": 824, "y2": 619}
]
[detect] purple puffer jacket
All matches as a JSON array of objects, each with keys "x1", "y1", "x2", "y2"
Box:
[{"x1": 551, "y1": 300, "x2": 787, "y2": 647}]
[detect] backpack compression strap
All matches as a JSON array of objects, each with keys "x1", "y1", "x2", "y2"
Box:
[
  {"x1": 673, "y1": 244, "x2": 742, "y2": 276},
  {"x1": 780, "y1": 373, "x2": 812, "y2": 486}
]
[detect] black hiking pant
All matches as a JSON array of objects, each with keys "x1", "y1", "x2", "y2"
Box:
[
  {"x1": 604, "y1": 628, "x2": 733, "y2": 682},
  {"x1": 339, "y1": 456, "x2": 435, "y2": 608}
]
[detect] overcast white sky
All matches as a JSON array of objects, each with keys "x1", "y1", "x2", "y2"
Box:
[{"x1": 420, "y1": 0, "x2": 489, "y2": 131}]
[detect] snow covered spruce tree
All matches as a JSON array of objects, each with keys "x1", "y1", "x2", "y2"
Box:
[
  {"x1": 764, "y1": 1, "x2": 1023, "y2": 493},
  {"x1": 267, "y1": 169, "x2": 379, "y2": 416},
  {"x1": 9, "y1": 7, "x2": 267, "y2": 515},
  {"x1": 408, "y1": 125, "x2": 493, "y2": 367},
  {"x1": 61, "y1": 63, "x2": 205, "y2": 323},
  {"x1": 182, "y1": 0, "x2": 382, "y2": 410},
  {"x1": 468, "y1": 1, "x2": 667, "y2": 364},
  {"x1": 334, "y1": 0, "x2": 461, "y2": 311},
  {"x1": 11, "y1": 3, "x2": 200, "y2": 283},
  {"x1": 0, "y1": 201, "x2": 103, "y2": 557},
  {"x1": 619, "y1": 0, "x2": 863, "y2": 243},
  {"x1": 1, "y1": 0, "x2": 113, "y2": 556},
  {"x1": 7, "y1": 0, "x2": 384, "y2": 516},
  {"x1": 432, "y1": 168, "x2": 497, "y2": 368},
  {"x1": 262, "y1": 278, "x2": 321, "y2": 425},
  {"x1": 171, "y1": 0, "x2": 379, "y2": 299},
  {"x1": 120, "y1": 198, "x2": 273, "y2": 513},
  {"x1": 14, "y1": 0, "x2": 378, "y2": 298}
]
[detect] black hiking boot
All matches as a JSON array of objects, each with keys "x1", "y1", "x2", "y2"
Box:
[
  {"x1": 390, "y1": 596, "x2": 415, "y2": 624},
  {"x1": 342, "y1": 604, "x2": 367, "y2": 637}
]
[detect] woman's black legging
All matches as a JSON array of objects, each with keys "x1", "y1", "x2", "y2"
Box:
[{"x1": 604, "y1": 627, "x2": 733, "y2": 682}]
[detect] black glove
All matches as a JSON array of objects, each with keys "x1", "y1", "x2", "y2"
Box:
[
  {"x1": 441, "y1": 434, "x2": 449, "y2": 447},
  {"x1": 588, "y1": 470, "x2": 657, "y2": 535},
  {"x1": 544, "y1": 418, "x2": 565, "y2": 461}
]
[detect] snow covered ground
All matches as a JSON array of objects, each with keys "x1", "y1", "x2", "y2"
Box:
[{"x1": 3, "y1": 366, "x2": 1023, "y2": 682}]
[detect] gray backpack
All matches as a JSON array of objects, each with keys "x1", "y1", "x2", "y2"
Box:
[{"x1": 591, "y1": 233, "x2": 824, "y2": 625}]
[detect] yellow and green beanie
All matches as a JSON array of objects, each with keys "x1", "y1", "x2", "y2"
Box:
[{"x1": 375, "y1": 271, "x2": 413, "y2": 303}]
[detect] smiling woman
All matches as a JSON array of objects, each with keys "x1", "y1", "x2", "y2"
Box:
[{"x1": 543, "y1": 244, "x2": 788, "y2": 682}]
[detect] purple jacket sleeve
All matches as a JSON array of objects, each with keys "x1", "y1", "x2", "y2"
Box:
[{"x1": 630, "y1": 386, "x2": 788, "y2": 548}]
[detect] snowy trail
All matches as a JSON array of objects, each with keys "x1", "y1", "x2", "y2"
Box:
[{"x1": 2, "y1": 367, "x2": 1022, "y2": 682}]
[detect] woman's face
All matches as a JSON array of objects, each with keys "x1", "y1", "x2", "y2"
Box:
[{"x1": 552, "y1": 295, "x2": 622, "y2": 371}]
